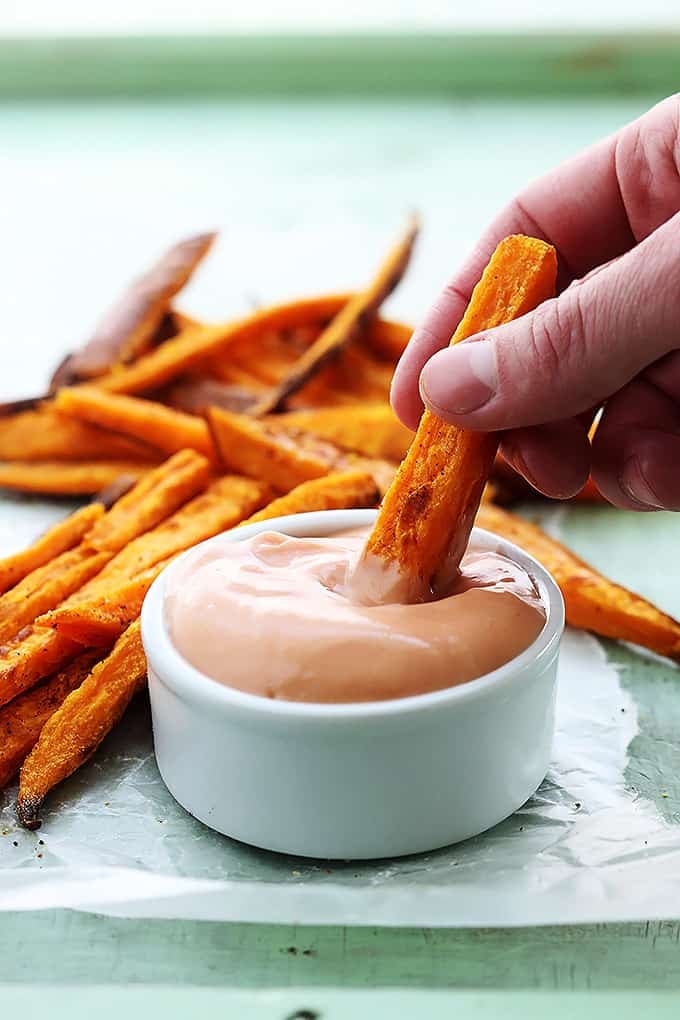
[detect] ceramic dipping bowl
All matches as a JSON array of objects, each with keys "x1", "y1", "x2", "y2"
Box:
[{"x1": 141, "y1": 508, "x2": 564, "y2": 859}]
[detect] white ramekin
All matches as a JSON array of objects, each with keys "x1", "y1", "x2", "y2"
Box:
[{"x1": 141, "y1": 508, "x2": 564, "y2": 860}]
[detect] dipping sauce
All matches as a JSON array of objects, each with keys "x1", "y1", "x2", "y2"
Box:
[{"x1": 165, "y1": 528, "x2": 546, "y2": 703}]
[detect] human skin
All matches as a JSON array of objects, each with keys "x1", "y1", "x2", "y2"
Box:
[{"x1": 391, "y1": 95, "x2": 680, "y2": 511}]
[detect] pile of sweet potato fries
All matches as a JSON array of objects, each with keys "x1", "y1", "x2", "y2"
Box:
[{"x1": 1, "y1": 222, "x2": 679, "y2": 831}]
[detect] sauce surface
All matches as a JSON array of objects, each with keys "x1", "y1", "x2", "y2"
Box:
[{"x1": 165, "y1": 528, "x2": 546, "y2": 703}]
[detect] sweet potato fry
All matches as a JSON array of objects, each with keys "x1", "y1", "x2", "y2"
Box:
[
  {"x1": 0, "y1": 628, "x2": 83, "y2": 709},
  {"x1": 159, "y1": 377, "x2": 258, "y2": 415},
  {"x1": 282, "y1": 346, "x2": 394, "y2": 409},
  {"x1": 240, "y1": 471, "x2": 380, "y2": 525},
  {"x1": 168, "y1": 308, "x2": 203, "y2": 333},
  {"x1": 208, "y1": 407, "x2": 396, "y2": 496},
  {"x1": 202, "y1": 361, "x2": 271, "y2": 394},
  {"x1": 364, "y1": 317, "x2": 412, "y2": 362},
  {"x1": 42, "y1": 560, "x2": 171, "y2": 646},
  {"x1": 0, "y1": 460, "x2": 150, "y2": 496},
  {"x1": 207, "y1": 407, "x2": 330, "y2": 492},
  {"x1": 0, "y1": 456, "x2": 222, "y2": 705},
  {"x1": 206, "y1": 316, "x2": 412, "y2": 398},
  {"x1": 0, "y1": 651, "x2": 102, "y2": 790},
  {"x1": 0, "y1": 407, "x2": 160, "y2": 463},
  {"x1": 54, "y1": 388, "x2": 215, "y2": 461},
  {"x1": 18, "y1": 621, "x2": 147, "y2": 829},
  {"x1": 83, "y1": 449, "x2": 211, "y2": 553},
  {"x1": 96, "y1": 294, "x2": 354, "y2": 396},
  {"x1": 477, "y1": 503, "x2": 680, "y2": 661},
  {"x1": 51, "y1": 232, "x2": 216, "y2": 386},
  {"x1": 352, "y1": 235, "x2": 558, "y2": 604},
  {"x1": 250, "y1": 216, "x2": 419, "y2": 415},
  {"x1": 0, "y1": 503, "x2": 103, "y2": 595},
  {"x1": 0, "y1": 454, "x2": 208, "y2": 703},
  {"x1": 268, "y1": 404, "x2": 413, "y2": 461},
  {"x1": 40, "y1": 477, "x2": 268, "y2": 644},
  {"x1": 290, "y1": 430, "x2": 397, "y2": 496},
  {"x1": 90, "y1": 475, "x2": 270, "y2": 584},
  {"x1": 93, "y1": 474, "x2": 139, "y2": 510},
  {"x1": 0, "y1": 396, "x2": 44, "y2": 416},
  {"x1": 0, "y1": 546, "x2": 110, "y2": 646}
]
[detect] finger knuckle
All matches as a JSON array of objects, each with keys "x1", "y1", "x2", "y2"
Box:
[{"x1": 519, "y1": 291, "x2": 592, "y2": 393}]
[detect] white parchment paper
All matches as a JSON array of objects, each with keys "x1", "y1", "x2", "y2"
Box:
[{"x1": 2, "y1": 496, "x2": 680, "y2": 925}]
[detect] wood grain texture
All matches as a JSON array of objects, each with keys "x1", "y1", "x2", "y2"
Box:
[{"x1": 2, "y1": 912, "x2": 680, "y2": 989}]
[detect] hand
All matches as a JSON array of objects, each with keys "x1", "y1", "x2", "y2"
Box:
[{"x1": 391, "y1": 95, "x2": 680, "y2": 510}]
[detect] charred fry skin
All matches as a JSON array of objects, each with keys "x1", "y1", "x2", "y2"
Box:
[
  {"x1": 159, "y1": 377, "x2": 258, "y2": 415},
  {"x1": 351, "y1": 235, "x2": 558, "y2": 604},
  {"x1": 50, "y1": 232, "x2": 216, "y2": 386},
  {"x1": 18, "y1": 621, "x2": 147, "y2": 829},
  {"x1": 95, "y1": 294, "x2": 356, "y2": 396},
  {"x1": 250, "y1": 216, "x2": 419, "y2": 415}
]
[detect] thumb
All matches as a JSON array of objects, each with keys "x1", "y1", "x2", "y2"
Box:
[{"x1": 419, "y1": 214, "x2": 680, "y2": 431}]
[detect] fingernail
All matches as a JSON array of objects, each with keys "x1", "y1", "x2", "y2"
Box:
[
  {"x1": 620, "y1": 457, "x2": 664, "y2": 509},
  {"x1": 420, "y1": 341, "x2": 497, "y2": 416}
]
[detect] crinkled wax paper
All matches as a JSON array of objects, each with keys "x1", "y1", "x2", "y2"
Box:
[{"x1": 2, "y1": 495, "x2": 680, "y2": 927}]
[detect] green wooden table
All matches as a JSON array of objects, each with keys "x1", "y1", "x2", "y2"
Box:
[{"x1": 1, "y1": 34, "x2": 679, "y2": 1015}]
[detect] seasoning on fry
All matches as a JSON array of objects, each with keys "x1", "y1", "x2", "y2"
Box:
[
  {"x1": 0, "y1": 651, "x2": 102, "y2": 790},
  {"x1": 42, "y1": 561, "x2": 170, "y2": 646},
  {"x1": 0, "y1": 452, "x2": 211, "y2": 705},
  {"x1": 18, "y1": 621, "x2": 147, "y2": 829},
  {"x1": 207, "y1": 407, "x2": 331, "y2": 492},
  {"x1": 0, "y1": 546, "x2": 110, "y2": 646},
  {"x1": 0, "y1": 503, "x2": 104, "y2": 596},
  {"x1": 83, "y1": 449, "x2": 211, "y2": 553}
]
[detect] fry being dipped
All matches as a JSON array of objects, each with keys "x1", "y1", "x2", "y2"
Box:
[{"x1": 350, "y1": 235, "x2": 558, "y2": 605}]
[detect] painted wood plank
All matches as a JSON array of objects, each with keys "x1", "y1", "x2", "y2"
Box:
[
  {"x1": 3, "y1": 912, "x2": 680, "y2": 989},
  {"x1": 0, "y1": 34, "x2": 676, "y2": 100}
]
